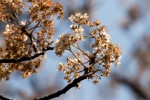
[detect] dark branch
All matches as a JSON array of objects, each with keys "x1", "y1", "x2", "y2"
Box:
[
  {"x1": 35, "y1": 75, "x2": 88, "y2": 100},
  {"x1": 0, "y1": 46, "x2": 54, "y2": 63},
  {"x1": 0, "y1": 95, "x2": 13, "y2": 100},
  {"x1": 112, "y1": 74, "x2": 150, "y2": 100}
]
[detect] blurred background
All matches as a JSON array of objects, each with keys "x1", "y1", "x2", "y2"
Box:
[{"x1": 0, "y1": 0, "x2": 150, "y2": 100}]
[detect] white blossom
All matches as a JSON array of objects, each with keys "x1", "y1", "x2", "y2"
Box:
[{"x1": 21, "y1": 21, "x2": 26, "y2": 26}]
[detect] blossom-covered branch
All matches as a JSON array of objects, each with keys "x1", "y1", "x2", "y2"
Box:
[
  {"x1": 0, "y1": 0, "x2": 122, "y2": 100},
  {"x1": 0, "y1": 0, "x2": 63, "y2": 80},
  {"x1": 56, "y1": 13, "x2": 122, "y2": 85}
]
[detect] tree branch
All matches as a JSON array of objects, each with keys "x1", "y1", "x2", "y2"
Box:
[
  {"x1": 112, "y1": 74, "x2": 150, "y2": 100},
  {"x1": 35, "y1": 75, "x2": 88, "y2": 100},
  {"x1": 0, "y1": 95, "x2": 13, "y2": 100},
  {"x1": 0, "y1": 47, "x2": 54, "y2": 63}
]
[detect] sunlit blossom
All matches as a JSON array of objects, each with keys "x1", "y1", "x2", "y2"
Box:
[{"x1": 56, "y1": 13, "x2": 122, "y2": 84}]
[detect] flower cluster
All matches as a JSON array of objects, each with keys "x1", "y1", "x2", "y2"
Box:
[
  {"x1": 0, "y1": 0, "x2": 25, "y2": 22},
  {"x1": 56, "y1": 13, "x2": 121, "y2": 85},
  {"x1": 69, "y1": 13, "x2": 89, "y2": 24},
  {"x1": 0, "y1": 0, "x2": 63, "y2": 80},
  {"x1": 55, "y1": 34, "x2": 76, "y2": 56},
  {"x1": 55, "y1": 13, "x2": 92, "y2": 56}
]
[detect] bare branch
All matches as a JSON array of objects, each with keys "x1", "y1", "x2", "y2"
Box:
[
  {"x1": 0, "y1": 95, "x2": 13, "y2": 100},
  {"x1": 112, "y1": 74, "x2": 150, "y2": 100},
  {"x1": 0, "y1": 47, "x2": 54, "y2": 63},
  {"x1": 35, "y1": 75, "x2": 88, "y2": 100}
]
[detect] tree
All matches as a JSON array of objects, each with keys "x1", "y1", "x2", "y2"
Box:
[{"x1": 0, "y1": 0, "x2": 121, "y2": 100}]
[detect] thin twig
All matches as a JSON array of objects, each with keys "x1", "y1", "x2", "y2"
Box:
[{"x1": 69, "y1": 47, "x2": 86, "y2": 69}]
